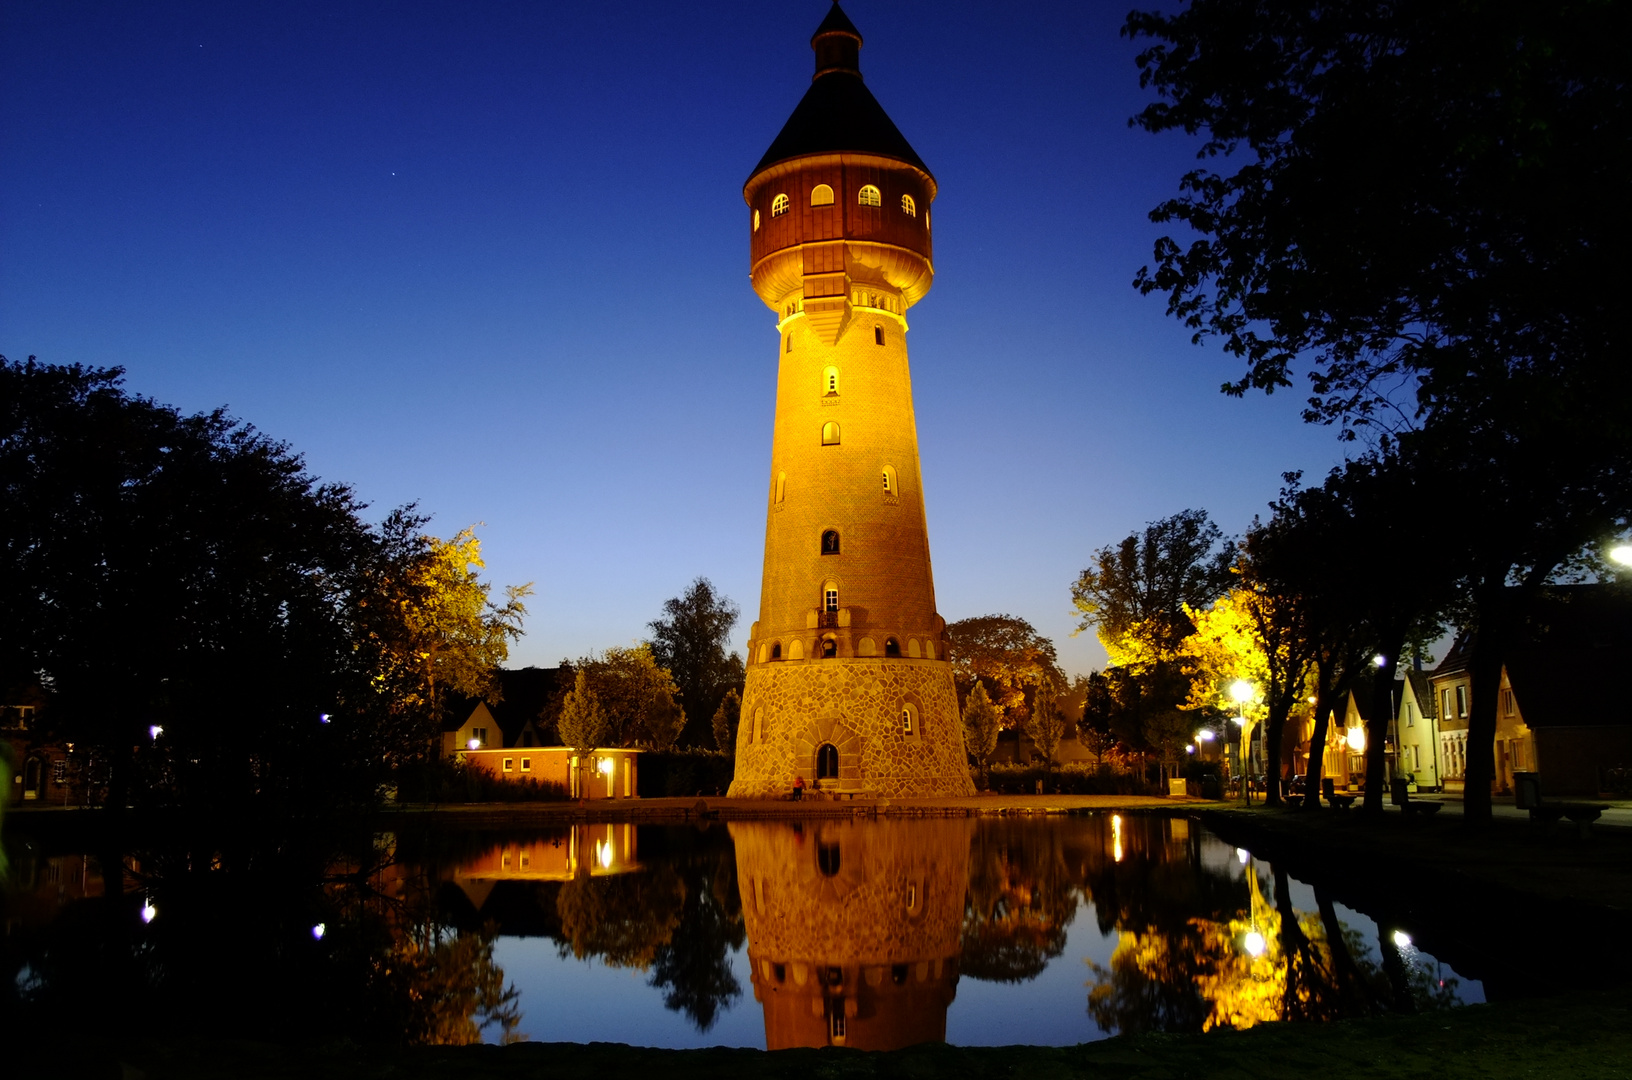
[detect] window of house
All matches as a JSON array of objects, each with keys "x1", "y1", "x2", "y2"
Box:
[
  {"x1": 1406, "y1": 702, "x2": 1415, "y2": 727},
  {"x1": 823, "y1": 365, "x2": 839, "y2": 394},
  {"x1": 503, "y1": 758, "x2": 513, "y2": 772},
  {"x1": 1455, "y1": 685, "x2": 1468, "y2": 717},
  {"x1": 810, "y1": 183, "x2": 834, "y2": 206},
  {"x1": 874, "y1": 325, "x2": 884, "y2": 345},
  {"x1": 1442, "y1": 689, "x2": 1452, "y2": 721},
  {"x1": 824, "y1": 584, "x2": 839, "y2": 613},
  {"x1": 772, "y1": 193, "x2": 789, "y2": 217},
  {"x1": 858, "y1": 185, "x2": 881, "y2": 207},
  {"x1": 52, "y1": 760, "x2": 67, "y2": 785},
  {"x1": 882, "y1": 465, "x2": 897, "y2": 495},
  {"x1": 821, "y1": 529, "x2": 840, "y2": 555},
  {"x1": 821, "y1": 421, "x2": 840, "y2": 445},
  {"x1": 1501, "y1": 688, "x2": 1516, "y2": 716},
  {"x1": 520, "y1": 758, "x2": 531, "y2": 772},
  {"x1": 901, "y1": 194, "x2": 916, "y2": 216},
  {"x1": 473, "y1": 726, "x2": 488, "y2": 747}
]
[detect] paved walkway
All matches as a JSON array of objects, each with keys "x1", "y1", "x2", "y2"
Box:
[{"x1": 1396, "y1": 792, "x2": 1632, "y2": 828}]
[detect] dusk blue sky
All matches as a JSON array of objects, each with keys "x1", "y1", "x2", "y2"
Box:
[{"x1": 2, "y1": 1, "x2": 1350, "y2": 676}]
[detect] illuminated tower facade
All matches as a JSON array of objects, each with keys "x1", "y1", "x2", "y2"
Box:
[{"x1": 730, "y1": 4, "x2": 973, "y2": 799}]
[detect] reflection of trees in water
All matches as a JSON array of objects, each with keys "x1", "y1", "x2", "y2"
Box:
[
  {"x1": 2, "y1": 826, "x2": 523, "y2": 1045},
  {"x1": 961, "y1": 822, "x2": 1077, "y2": 982},
  {"x1": 377, "y1": 919, "x2": 520, "y2": 1045},
  {"x1": 647, "y1": 841, "x2": 746, "y2": 1031},
  {"x1": 556, "y1": 865, "x2": 685, "y2": 968},
  {"x1": 1087, "y1": 859, "x2": 1460, "y2": 1034}
]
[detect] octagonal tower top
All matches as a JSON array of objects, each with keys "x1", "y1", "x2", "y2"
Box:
[{"x1": 745, "y1": 3, "x2": 937, "y2": 330}]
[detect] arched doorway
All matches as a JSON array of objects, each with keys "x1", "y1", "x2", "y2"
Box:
[
  {"x1": 22, "y1": 757, "x2": 43, "y2": 801},
  {"x1": 815, "y1": 742, "x2": 839, "y2": 782}
]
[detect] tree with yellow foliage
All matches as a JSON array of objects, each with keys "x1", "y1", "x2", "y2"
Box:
[{"x1": 362, "y1": 509, "x2": 532, "y2": 749}]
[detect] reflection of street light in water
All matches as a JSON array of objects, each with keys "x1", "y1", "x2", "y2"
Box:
[{"x1": 1111, "y1": 814, "x2": 1123, "y2": 862}]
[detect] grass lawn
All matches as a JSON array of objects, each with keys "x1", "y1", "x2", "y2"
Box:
[{"x1": 69, "y1": 985, "x2": 1632, "y2": 1080}]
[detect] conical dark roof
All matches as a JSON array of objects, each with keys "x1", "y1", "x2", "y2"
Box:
[{"x1": 749, "y1": 4, "x2": 930, "y2": 180}]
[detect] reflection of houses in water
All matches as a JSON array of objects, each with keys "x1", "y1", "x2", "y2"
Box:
[
  {"x1": 448, "y1": 825, "x2": 640, "y2": 912},
  {"x1": 731, "y1": 818, "x2": 971, "y2": 1050}
]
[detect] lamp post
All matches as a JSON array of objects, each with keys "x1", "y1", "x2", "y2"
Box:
[
  {"x1": 1611, "y1": 545, "x2": 1632, "y2": 568},
  {"x1": 1230, "y1": 680, "x2": 1254, "y2": 805}
]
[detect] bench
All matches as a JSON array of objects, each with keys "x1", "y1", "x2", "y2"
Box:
[
  {"x1": 1327, "y1": 793, "x2": 1355, "y2": 810},
  {"x1": 1528, "y1": 801, "x2": 1602, "y2": 838},
  {"x1": 1390, "y1": 782, "x2": 1443, "y2": 819}
]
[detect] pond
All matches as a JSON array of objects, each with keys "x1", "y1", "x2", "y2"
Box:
[{"x1": 3, "y1": 813, "x2": 1488, "y2": 1047}]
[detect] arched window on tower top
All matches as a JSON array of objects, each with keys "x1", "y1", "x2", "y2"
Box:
[
  {"x1": 772, "y1": 193, "x2": 790, "y2": 217},
  {"x1": 901, "y1": 194, "x2": 916, "y2": 216},
  {"x1": 811, "y1": 184, "x2": 834, "y2": 206},
  {"x1": 858, "y1": 184, "x2": 881, "y2": 207}
]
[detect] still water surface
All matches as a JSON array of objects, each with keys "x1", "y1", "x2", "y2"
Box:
[{"x1": 4, "y1": 812, "x2": 1478, "y2": 1047}]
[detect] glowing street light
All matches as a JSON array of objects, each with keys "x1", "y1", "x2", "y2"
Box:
[
  {"x1": 1373, "y1": 654, "x2": 1388, "y2": 668},
  {"x1": 467, "y1": 737, "x2": 481, "y2": 751},
  {"x1": 141, "y1": 900, "x2": 158, "y2": 923},
  {"x1": 311, "y1": 923, "x2": 326, "y2": 940},
  {"x1": 1392, "y1": 930, "x2": 1413, "y2": 949},
  {"x1": 1229, "y1": 681, "x2": 1254, "y2": 803},
  {"x1": 1243, "y1": 930, "x2": 1267, "y2": 958},
  {"x1": 148, "y1": 725, "x2": 163, "y2": 740},
  {"x1": 1611, "y1": 545, "x2": 1632, "y2": 568}
]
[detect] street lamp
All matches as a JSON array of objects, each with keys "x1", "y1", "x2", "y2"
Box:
[
  {"x1": 1611, "y1": 545, "x2": 1632, "y2": 568},
  {"x1": 1230, "y1": 680, "x2": 1254, "y2": 804}
]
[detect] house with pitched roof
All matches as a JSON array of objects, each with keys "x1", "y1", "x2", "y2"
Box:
[{"x1": 1429, "y1": 585, "x2": 1631, "y2": 797}]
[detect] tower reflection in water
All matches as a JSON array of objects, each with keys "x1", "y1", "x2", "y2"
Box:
[{"x1": 730, "y1": 818, "x2": 971, "y2": 1050}]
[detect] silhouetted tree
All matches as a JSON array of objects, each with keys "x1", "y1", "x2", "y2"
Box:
[
  {"x1": 647, "y1": 578, "x2": 742, "y2": 748},
  {"x1": 1124, "y1": 1, "x2": 1632, "y2": 820}
]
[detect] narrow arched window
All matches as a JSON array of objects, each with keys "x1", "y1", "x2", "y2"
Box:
[
  {"x1": 787, "y1": 332, "x2": 793, "y2": 352},
  {"x1": 882, "y1": 465, "x2": 897, "y2": 495},
  {"x1": 901, "y1": 706, "x2": 914, "y2": 734},
  {"x1": 771, "y1": 642, "x2": 782, "y2": 660},
  {"x1": 858, "y1": 185, "x2": 881, "y2": 207},
  {"x1": 822, "y1": 366, "x2": 839, "y2": 395},
  {"x1": 823, "y1": 584, "x2": 839, "y2": 613},
  {"x1": 874, "y1": 325, "x2": 884, "y2": 346},
  {"x1": 772, "y1": 193, "x2": 789, "y2": 217},
  {"x1": 774, "y1": 471, "x2": 786, "y2": 503},
  {"x1": 810, "y1": 183, "x2": 834, "y2": 206},
  {"x1": 754, "y1": 209, "x2": 761, "y2": 231},
  {"x1": 901, "y1": 194, "x2": 916, "y2": 216},
  {"x1": 821, "y1": 529, "x2": 840, "y2": 555},
  {"x1": 821, "y1": 421, "x2": 840, "y2": 445},
  {"x1": 816, "y1": 743, "x2": 840, "y2": 781}
]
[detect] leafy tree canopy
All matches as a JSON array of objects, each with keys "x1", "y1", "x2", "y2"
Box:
[
  {"x1": 1072, "y1": 510, "x2": 1234, "y2": 658},
  {"x1": 1125, "y1": 0, "x2": 1631, "y2": 439},
  {"x1": 945, "y1": 614, "x2": 1062, "y2": 723},
  {"x1": 647, "y1": 578, "x2": 742, "y2": 748}
]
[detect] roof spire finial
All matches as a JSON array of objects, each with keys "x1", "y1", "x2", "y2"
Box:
[{"x1": 812, "y1": 2, "x2": 863, "y2": 82}]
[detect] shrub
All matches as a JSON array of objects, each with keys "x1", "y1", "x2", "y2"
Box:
[
  {"x1": 636, "y1": 748, "x2": 735, "y2": 797},
  {"x1": 980, "y1": 762, "x2": 1160, "y2": 796},
  {"x1": 396, "y1": 758, "x2": 568, "y2": 804}
]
